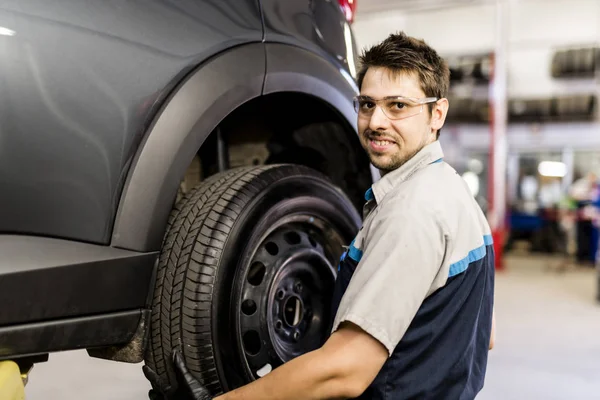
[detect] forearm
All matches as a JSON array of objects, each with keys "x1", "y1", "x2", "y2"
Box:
[{"x1": 214, "y1": 348, "x2": 351, "y2": 400}]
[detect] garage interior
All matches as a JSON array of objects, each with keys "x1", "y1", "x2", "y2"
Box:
[{"x1": 21, "y1": 0, "x2": 600, "y2": 399}]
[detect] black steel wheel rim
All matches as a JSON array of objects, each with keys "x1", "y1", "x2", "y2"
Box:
[{"x1": 236, "y1": 214, "x2": 343, "y2": 379}]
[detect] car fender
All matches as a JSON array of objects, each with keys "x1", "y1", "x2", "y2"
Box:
[
  {"x1": 263, "y1": 42, "x2": 359, "y2": 131},
  {"x1": 111, "y1": 43, "x2": 266, "y2": 252},
  {"x1": 111, "y1": 43, "x2": 364, "y2": 253}
]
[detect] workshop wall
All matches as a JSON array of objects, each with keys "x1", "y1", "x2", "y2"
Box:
[
  {"x1": 354, "y1": 0, "x2": 599, "y2": 98},
  {"x1": 352, "y1": 0, "x2": 600, "y2": 152}
]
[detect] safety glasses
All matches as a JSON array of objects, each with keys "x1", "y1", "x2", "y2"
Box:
[{"x1": 353, "y1": 95, "x2": 439, "y2": 121}]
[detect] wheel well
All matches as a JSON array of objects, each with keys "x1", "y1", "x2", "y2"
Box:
[{"x1": 180, "y1": 92, "x2": 372, "y2": 212}]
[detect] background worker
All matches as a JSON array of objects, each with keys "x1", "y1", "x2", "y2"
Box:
[
  {"x1": 145, "y1": 31, "x2": 496, "y2": 400},
  {"x1": 570, "y1": 171, "x2": 599, "y2": 266}
]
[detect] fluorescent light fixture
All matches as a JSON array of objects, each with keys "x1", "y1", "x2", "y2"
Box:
[
  {"x1": 538, "y1": 161, "x2": 567, "y2": 178},
  {"x1": 343, "y1": 22, "x2": 357, "y2": 78},
  {"x1": 462, "y1": 171, "x2": 480, "y2": 197},
  {"x1": 0, "y1": 27, "x2": 16, "y2": 36}
]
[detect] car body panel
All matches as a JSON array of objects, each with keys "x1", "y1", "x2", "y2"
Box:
[
  {"x1": 0, "y1": 0, "x2": 263, "y2": 244},
  {"x1": 263, "y1": 42, "x2": 358, "y2": 129},
  {"x1": 261, "y1": 0, "x2": 360, "y2": 79},
  {"x1": 0, "y1": 235, "x2": 157, "y2": 326},
  {"x1": 110, "y1": 43, "x2": 266, "y2": 252},
  {"x1": 0, "y1": 310, "x2": 144, "y2": 360}
]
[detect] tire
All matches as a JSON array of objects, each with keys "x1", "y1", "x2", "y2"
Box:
[{"x1": 144, "y1": 164, "x2": 362, "y2": 395}]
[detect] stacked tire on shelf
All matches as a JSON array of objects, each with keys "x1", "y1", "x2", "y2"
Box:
[
  {"x1": 509, "y1": 96, "x2": 596, "y2": 123},
  {"x1": 445, "y1": 47, "x2": 599, "y2": 124},
  {"x1": 547, "y1": 46, "x2": 599, "y2": 122},
  {"x1": 551, "y1": 47, "x2": 598, "y2": 78},
  {"x1": 446, "y1": 53, "x2": 492, "y2": 124}
]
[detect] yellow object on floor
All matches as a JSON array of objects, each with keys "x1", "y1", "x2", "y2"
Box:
[{"x1": 0, "y1": 361, "x2": 25, "y2": 400}]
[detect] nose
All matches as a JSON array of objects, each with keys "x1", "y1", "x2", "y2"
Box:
[{"x1": 368, "y1": 105, "x2": 390, "y2": 131}]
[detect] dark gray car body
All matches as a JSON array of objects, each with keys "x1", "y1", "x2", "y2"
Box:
[{"x1": 0, "y1": 0, "x2": 371, "y2": 362}]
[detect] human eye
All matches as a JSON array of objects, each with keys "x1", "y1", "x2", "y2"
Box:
[
  {"x1": 391, "y1": 102, "x2": 407, "y2": 109},
  {"x1": 359, "y1": 99, "x2": 375, "y2": 110}
]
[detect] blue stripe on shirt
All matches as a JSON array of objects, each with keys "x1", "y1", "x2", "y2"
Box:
[
  {"x1": 483, "y1": 234, "x2": 493, "y2": 246},
  {"x1": 348, "y1": 239, "x2": 363, "y2": 262},
  {"x1": 448, "y1": 235, "x2": 494, "y2": 278}
]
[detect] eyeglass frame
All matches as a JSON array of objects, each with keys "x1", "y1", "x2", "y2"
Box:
[{"x1": 352, "y1": 95, "x2": 440, "y2": 121}]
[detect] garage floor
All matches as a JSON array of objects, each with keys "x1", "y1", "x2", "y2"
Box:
[{"x1": 24, "y1": 253, "x2": 600, "y2": 399}]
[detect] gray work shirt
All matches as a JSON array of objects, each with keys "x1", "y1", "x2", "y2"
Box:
[{"x1": 331, "y1": 140, "x2": 493, "y2": 355}]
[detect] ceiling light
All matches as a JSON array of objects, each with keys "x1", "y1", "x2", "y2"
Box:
[
  {"x1": 538, "y1": 161, "x2": 567, "y2": 178},
  {"x1": 462, "y1": 171, "x2": 480, "y2": 197},
  {"x1": 0, "y1": 27, "x2": 16, "y2": 36}
]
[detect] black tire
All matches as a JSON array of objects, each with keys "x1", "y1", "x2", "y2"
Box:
[
  {"x1": 144, "y1": 164, "x2": 362, "y2": 395},
  {"x1": 551, "y1": 50, "x2": 566, "y2": 78}
]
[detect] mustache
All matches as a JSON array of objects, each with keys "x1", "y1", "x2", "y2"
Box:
[{"x1": 363, "y1": 130, "x2": 397, "y2": 142}]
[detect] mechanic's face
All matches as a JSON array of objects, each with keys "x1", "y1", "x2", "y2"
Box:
[{"x1": 357, "y1": 67, "x2": 447, "y2": 174}]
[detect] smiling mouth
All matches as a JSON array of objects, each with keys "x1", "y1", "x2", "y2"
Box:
[{"x1": 371, "y1": 139, "x2": 395, "y2": 146}]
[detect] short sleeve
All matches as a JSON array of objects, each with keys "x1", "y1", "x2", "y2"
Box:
[{"x1": 331, "y1": 203, "x2": 447, "y2": 355}]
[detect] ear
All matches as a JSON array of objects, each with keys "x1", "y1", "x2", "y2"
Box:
[{"x1": 430, "y1": 98, "x2": 449, "y2": 133}]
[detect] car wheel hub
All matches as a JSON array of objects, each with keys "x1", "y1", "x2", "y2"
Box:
[{"x1": 237, "y1": 218, "x2": 339, "y2": 378}]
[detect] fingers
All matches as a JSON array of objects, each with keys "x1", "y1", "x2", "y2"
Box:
[
  {"x1": 172, "y1": 350, "x2": 187, "y2": 372},
  {"x1": 173, "y1": 351, "x2": 200, "y2": 390},
  {"x1": 143, "y1": 365, "x2": 171, "y2": 399},
  {"x1": 172, "y1": 350, "x2": 213, "y2": 400},
  {"x1": 143, "y1": 365, "x2": 162, "y2": 387},
  {"x1": 148, "y1": 389, "x2": 165, "y2": 400}
]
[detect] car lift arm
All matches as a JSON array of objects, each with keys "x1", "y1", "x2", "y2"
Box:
[{"x1": 0, "y1": 361, "x2": 28, "y2": 400}]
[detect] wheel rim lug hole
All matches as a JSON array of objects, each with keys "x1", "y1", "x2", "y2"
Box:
[
  {"x1": 277, "y1": 290, "x2": 285, "y2": 300},
  {"x1": 275, "y1": 320, "x2": 283, "y2": 330},
  {"x1": 293, "y1": 331, "x2": 300, "y2": 341}
]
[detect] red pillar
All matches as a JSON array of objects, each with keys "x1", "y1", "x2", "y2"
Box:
[{"x1": 488, "y1": 0, "x2": 509, "y2": 270}]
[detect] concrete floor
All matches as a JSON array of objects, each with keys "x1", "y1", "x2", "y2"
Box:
[{"x1": 24, "y1": 253, "x2": 600, "y2": 399}]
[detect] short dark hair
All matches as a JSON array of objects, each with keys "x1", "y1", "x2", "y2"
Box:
[{"x1": 356, "y1": 32, "x2": 450, "y2": 139}]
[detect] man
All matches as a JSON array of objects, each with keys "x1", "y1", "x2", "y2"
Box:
[
  {"x1": 570, "y1": 172, "x2": 599, "y2": 265},
  {"x1": 145, "y1": 31, "x2": 496, "y2": 400}
]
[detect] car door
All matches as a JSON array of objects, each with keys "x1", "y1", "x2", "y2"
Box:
[{"x1": 0, "y1": 0, "x2": 264, "y2": 244}]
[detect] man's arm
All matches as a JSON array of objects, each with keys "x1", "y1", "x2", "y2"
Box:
[{"x1": 215, "y1": 322, "x2": 388, "y2": 400}]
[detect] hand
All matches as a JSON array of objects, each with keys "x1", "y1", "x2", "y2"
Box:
[{"x1": 143, "y1": 349, "x2": 213, "y2": 400}]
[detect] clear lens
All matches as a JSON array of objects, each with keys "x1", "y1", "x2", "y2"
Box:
[
  {"x1": 353, "y1": 96, "x2": 433, "y2": 120},
  {"x1": 382, "y1": 99, "x2": 422, "y2": 119}
]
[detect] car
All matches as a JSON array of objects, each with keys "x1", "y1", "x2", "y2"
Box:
[{"x1": 0, "y1": 0, "x2": 375, "y2": 394}]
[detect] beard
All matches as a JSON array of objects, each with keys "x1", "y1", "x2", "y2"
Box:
[
  {"x1": 371, "y1": 145, "x2": 422, "y2": 173},
  {"x1": 362, "y1": 130, "x2": 431, "y2": 174}
]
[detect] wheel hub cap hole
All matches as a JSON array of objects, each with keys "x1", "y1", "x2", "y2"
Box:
[
  {"x1": 243, "y1": 331, "x2": 261, "y2": 356},
  {"x1": 284, "y1": 231, "x2": 301, "y2": 245},
  {"x1": 242, "y1": 299, "x2": 257, "y2": 316},
  {"x1": 256, "y1": 363, "x2": 272, "y2": 377},
  {"x1": 283, "y1": 296, "x2": 303, "y2": 327},
  {"x1": 265, "y1": 242, "x2": 279, "y2": 255},
  {"x1": 248, "y1": 262, "x2": 266, "y2": 286}
]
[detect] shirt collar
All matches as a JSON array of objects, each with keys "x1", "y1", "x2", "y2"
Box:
[{"x1": 366, "y1": 141, "x2": 444, "y2": 204}]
